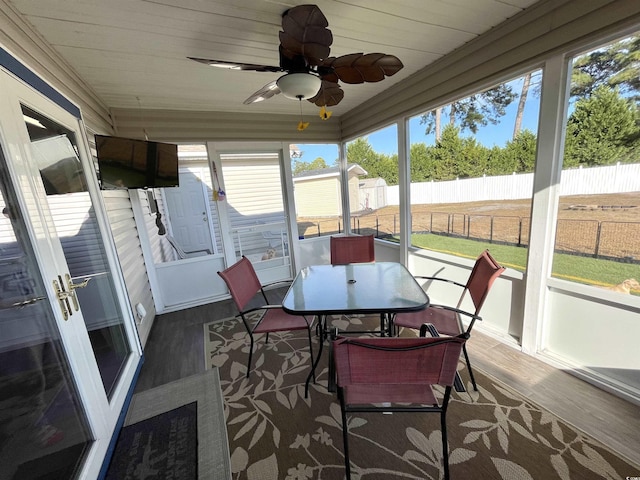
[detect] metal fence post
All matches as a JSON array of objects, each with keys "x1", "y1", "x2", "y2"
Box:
[
  {"x1": 490, "y1": 216, "x2": 494, "y2": 243},
  {"x1": 518, "y1": 217, "x2": 522, "y2": 246},
  {"x1": 594, "y1": 221, "x2": 602, "y2": 258}
]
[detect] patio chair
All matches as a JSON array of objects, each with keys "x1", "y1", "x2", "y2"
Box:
[
  {"x1": 330, "y1": 234, "x2": 375, "y2": 265},
  {"x1": 329, "y1": 234, "x2": 383, "y2": 334},
  {"x1": 330, "y1": 327, "x2": 468, "y2": 480},
  {"x1": 217, "y1": 256, "x2": 315, "y2": 379},
  {"x1": 390, "y1": 249, "x2": 505, "y2": 391}
]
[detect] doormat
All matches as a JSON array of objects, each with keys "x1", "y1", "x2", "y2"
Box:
[{"x1": 106, "y1": 402, "x2": 198, "y2": 480}]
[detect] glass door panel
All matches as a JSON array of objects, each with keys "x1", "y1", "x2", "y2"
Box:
[
  {"x1": 0, "y1": 145, "x2": 92, "y2": 478},
  {"x1": 220, "y1": 152, "x2": 292, "y2": 282},
  {"x1": 21, "y1": 105, "x2": 131, "y2": 399}
]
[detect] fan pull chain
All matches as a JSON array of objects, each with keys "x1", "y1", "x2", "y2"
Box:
[{"x1": 297, "y1": 96, "x2": 309, "y2": 131}]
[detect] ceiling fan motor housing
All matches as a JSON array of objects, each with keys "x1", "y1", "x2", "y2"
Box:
[{"x1": 276, "y1": 72, "x2": 321, "y2": 100}]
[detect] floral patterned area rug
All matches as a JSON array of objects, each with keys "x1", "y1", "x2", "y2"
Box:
[{"x1": 204, "y1": 314, "x2": 639, "y2": 480}]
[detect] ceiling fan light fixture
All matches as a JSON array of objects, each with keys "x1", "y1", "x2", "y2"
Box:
[{"x1": 276, "y1": 72, "x2": 321, "y2": 100}]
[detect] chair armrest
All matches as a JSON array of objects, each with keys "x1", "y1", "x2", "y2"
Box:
[
  {"x1": 241, "y1": 305, "x2": 280, "y2": 315},
  {"x1": 261, "y1": 280, "x2": 292, "y2": 289},
  {"x1": 428, "y1": 303, "x2": 482, "y2": 322},
  {"x1": 261, "y1": 304, "x2": 283, "y2": 310},
  {"x1": 260, "y1": 281, "x2": 292, "y2": 304},
  {"x1": 414, "y1": 276, "x2": 466, "y2": 289},
  {"x1": 419, "y1": 323, "x2": 440, "y2": 338}
]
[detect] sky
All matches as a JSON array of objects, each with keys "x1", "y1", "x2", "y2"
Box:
[{"x1": 294, "y1": 73, "x2": 542, "y2": 164}]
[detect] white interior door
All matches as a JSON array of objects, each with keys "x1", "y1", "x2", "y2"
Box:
[
  {"x1": 0, "y1": 69, "x2": 141, "y2": 478},
  {"x1": 164, "y1": 169, "x2": 215, "y2": 255}
]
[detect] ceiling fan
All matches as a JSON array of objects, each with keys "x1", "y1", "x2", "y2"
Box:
[{"x1": 188, "y1": 4, "x2": 403, "y2": 108}]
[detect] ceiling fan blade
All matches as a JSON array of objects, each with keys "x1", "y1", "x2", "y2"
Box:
[
  {"x1": 243, "y1": 80, "x2": 281, "y2": 105},
  {"x1": 280, "y1": 4, "x2": 332, "y2": 65},
  {"x1": 307, "y1": 81, "x2": 344, "y2": 107},
  {"x1": 188, "y1": 57, "x2": 282, "y2": 73},
  {"x1": 321, "y1": 53, "x2": 404, "y2": 84}
]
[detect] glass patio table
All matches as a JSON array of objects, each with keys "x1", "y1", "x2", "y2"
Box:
[{"x1": 282, "y1": 262, "x2": 430, "y2": 396}]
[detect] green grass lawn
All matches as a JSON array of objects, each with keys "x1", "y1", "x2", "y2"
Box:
[{"x1": 409, "y1": 233, "x2": 639, "y2": 289}]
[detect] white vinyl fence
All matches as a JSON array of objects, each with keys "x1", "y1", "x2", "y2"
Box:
[{"x1": 387, "y1": 163, "x2": 640, "y2": 205}]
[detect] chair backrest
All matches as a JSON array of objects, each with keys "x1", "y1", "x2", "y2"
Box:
[
  {"x1": 333, "y1": 336, "x2": 465, "y2": 388},
  {"x1": 217, "y1": 256, "x2": 262, "y2": 312},
  {"x1": 464, "y1": 249, "x2": 506, "y2": 314},
  {"x1": 330, "y1": 235, "x2": 375, "y2": 265}
]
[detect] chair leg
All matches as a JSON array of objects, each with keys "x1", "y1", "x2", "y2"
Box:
[
  {"x1": 462, "y1": 343, "x2": 478, "y2": 391},
  {"x1": 338, "y1": 391, "x2": 351, "y2": 480},
  {"x1": 440, "y1": 410, "x2": 450, "y2": 480},
  {"x1": 246, "y1": 333, "x2": 255, "y2": 378}
]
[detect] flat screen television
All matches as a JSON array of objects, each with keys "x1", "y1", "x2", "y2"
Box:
[{"x1": 95, "y1": 135, "x2": 179, "y2": 189}]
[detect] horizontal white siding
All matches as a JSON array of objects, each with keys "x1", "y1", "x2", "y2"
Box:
[
  {"x1": 102, "y1": 189, "x2": 156, "y2": 346},
  {"x1": 295, "y1": 177, "x2": 340, "y2": 217},
  {"x1": 221, "y1": 153, "x2": 286, "y2": 252}
]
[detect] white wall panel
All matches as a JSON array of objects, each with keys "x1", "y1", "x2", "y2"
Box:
[{"x1": 103, "y1": 189, "x2": 156, "y2": 346}]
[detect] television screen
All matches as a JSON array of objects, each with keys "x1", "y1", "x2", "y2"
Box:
[{"x1": 95, "y1": 135, "x2": 179, "y2": 189}]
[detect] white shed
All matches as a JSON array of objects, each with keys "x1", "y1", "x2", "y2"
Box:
[
  {"x1": 358, "y1": 177, "x2": 387, "y2": 210},
  {"x1": 293, "y1": 164, "x2": 367, "y2": 217}
]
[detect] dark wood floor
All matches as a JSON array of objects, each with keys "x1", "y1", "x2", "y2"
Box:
[{"x1": 135, "y1": 291, "x2": 640, "y2": 468}]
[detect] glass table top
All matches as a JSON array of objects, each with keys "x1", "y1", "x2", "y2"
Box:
[{"x1": 282, "y1": 262, "x2": 429, "y2": 315}]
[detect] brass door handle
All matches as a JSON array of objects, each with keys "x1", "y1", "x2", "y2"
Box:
[
  {"x1": 65, "y1": 274, "x2": 91, "y2": 311},
  {"x1": 53, "y1": 276, "x2": 71, "y2": 320},
  {"x1": 53, "y1": 274, "x2": 91, "y2": 319}
]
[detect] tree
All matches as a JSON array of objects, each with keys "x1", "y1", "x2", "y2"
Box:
[
  {"x1": 292, "y1": 157, "x2": 329, "y2": 175},
  {"x1": 346, "y1": 137, "x2": 377, "y2": 165},
  {"x1": 346, "y1": 138, "x2": 399, "y2": 185},
  {"x1": 513, "y1": 73, "x2": 531, "y2": 138},
  {"x1": 428, "y1": 125, "x2": 491, "y2": 180},
  {"x1": 571, "y1": 35, "x2": 640, "y2": 99},
  {"x1": 497, "y1": 129, "x2": 537, "y2": 173},
  {"x1": 564, "y1": 86, "x2": 639, "y2": 167},
  {"x1": 409, "y1": 142, "x2": 433, "y2": 182},
  {"x1": 420, "y1": 84, "x2": 516, "y2": 140}
]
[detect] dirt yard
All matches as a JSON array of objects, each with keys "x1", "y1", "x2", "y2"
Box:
[
  {"x1": 297, "y1": 192, "x2": 640, "y2": 259},
  {"x1": 372, "y1": 192, "x2": 640, "y2": 222}
]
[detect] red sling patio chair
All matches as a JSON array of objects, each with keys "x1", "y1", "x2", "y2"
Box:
[
  {"x1": 329, "y1": 234, "x2": 386, "y2": 335},
  {"x1": 218, "y1": 256, "x2": 315, "y2": 379},
  {"x1": 329, "y1": 326, "x2": 468, "y2": 480},
  {"x1": 390, "y1": 249, "x2": 505, "y2": 391},
  {"x1": 330, "y1": 234, "x2": 375, "y2": 265}
]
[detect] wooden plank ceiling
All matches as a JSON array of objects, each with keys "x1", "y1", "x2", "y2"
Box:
[{"x1": 7, "y1": 0, "x2": 539, "y2": 116}]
